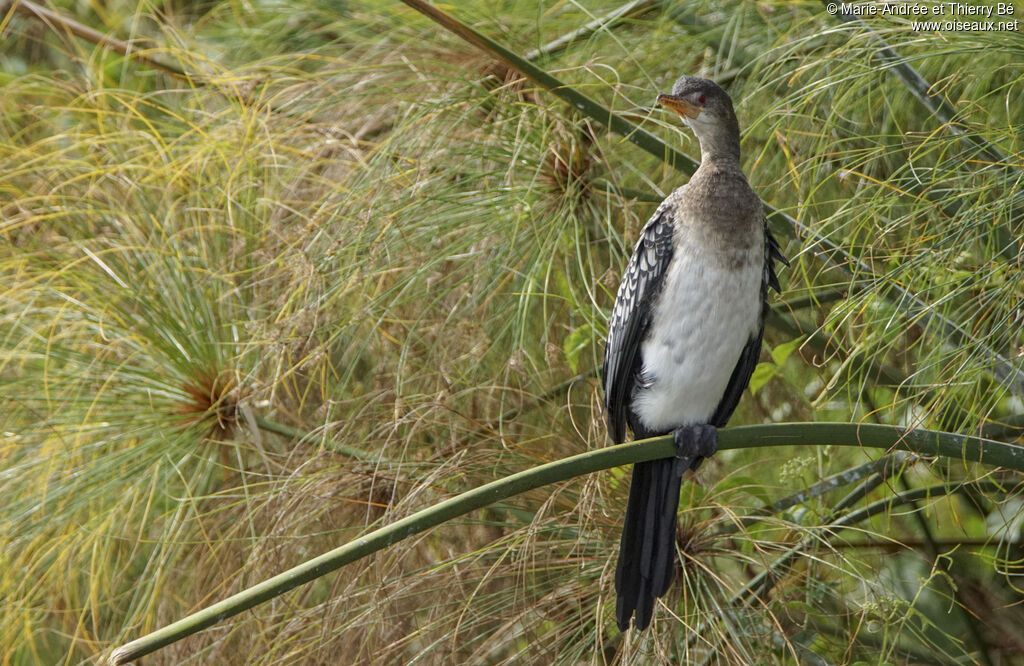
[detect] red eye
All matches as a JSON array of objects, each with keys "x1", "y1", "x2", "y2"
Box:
[{"x1": 699, "y1": 94, "x2": 706, "y2": 104}]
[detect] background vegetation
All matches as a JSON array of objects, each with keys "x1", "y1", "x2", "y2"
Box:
[{"x1": 1, "y1": 0, "x2": 1022, "y2": 663}]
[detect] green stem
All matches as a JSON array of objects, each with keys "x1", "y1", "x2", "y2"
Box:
[
  {"x1": 398, "y1": 0, "x2": 697, "y2": 175},
  {"x1": 591, "y1": 179, "x2": 663, "y2": 203},
  {"x1": 775, "y1": 288, "x2": 848, "y2": 313},
  {"x1": 709, "y1": 452, "x2": 915, "y2": 539},
  {"x1": 254, "y1": 416, "x2": 379, "y2": 462},
  {"x1": 767, "y1": 307, "x2": 905, "y2": 387},
  {"x1": 523, "y1": 0, "x2": 660, "y2": 63},
  {"x1": 4, "y1": 0, "x2": 190, "y2": 79},
  {"x1": 834, "y1": 537, "x2": 1022, "y2": 550},
  {"x1": 111, "y1": 422, "x2": 1022, "y2": 663},
  {"x1": 733, "y1": 422, "x2": 1024, "y2": 469},
  {"x1": 981, "y1": 413, "x2": 1024, "y2": 442},
  {"x1": 838, "y1": 480, "x2": 1005, "y2": 530}
]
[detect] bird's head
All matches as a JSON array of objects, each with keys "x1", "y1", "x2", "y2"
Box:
[{"x1": 656, "y1": 76, "x2": 740, "y2": 161}]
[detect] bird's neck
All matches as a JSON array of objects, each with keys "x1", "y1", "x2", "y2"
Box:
[
  {"x1": 696, "y1": 137, "x2": 741, "y2": 166},
  {"x1": 694, "y1": 115, "x2": 742, "y2": 166}
]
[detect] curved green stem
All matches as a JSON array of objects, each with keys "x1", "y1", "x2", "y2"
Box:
[
  {"x1": 110, "y1": 422, "x2": 1023, "y2": 664},
  {"x1": 726, "y1": 422, "x2": 1024, "y2": 470}
]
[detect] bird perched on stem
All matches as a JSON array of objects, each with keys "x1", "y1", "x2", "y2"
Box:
[{"x1": 602, "y1": 76, "x2": 787, "y2": 631}]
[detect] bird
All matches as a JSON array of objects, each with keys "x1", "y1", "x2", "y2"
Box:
[{"x1": 601, "y1": 75, "x2": 787, "y2": 631}]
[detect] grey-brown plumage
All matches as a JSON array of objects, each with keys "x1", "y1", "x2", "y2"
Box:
[{"x1": 602, "y1": 76, "x2": 786, "y2": 631}]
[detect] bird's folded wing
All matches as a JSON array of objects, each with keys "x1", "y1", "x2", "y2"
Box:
[
  {"x1": 765, "y1": 223, "x2": 788, "y2": 294},
  {"x1": 601, "y1": 203, "x2": 676, "y2": 443}
]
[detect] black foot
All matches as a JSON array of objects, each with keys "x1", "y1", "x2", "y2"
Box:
[{"x1": 671, "y1": 424, "x2": 718, "y2": 476}]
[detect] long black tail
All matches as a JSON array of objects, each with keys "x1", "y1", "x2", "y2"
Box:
[{"x1": 614, "y1": 458, "x2": 683, "y2": 631}]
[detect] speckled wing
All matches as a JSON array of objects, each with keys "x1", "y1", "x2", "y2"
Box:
[
  {"x1": 601, "y1": 203, "x2": 677, "y2": 444},
  {"x1": 708, "y1": 222, "x2": 788, "y2": 427}
]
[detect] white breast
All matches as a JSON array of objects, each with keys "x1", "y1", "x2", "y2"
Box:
[{"x1": 631, "y1": 225, "x2": 763, "y2": 432}]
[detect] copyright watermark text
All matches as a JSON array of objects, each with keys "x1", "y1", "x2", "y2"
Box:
[{"x1": 825, "y1": 1, "x2": 1020, "y2": 31}]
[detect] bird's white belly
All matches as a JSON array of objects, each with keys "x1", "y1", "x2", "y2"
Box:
[{"x1": 632, "y1": 248, "x2": 761, "y2": 431}]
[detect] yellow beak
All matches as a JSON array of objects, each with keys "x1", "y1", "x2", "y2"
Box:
[{"x1": 656, "y1": 94, "x2": 701, "y2": 119}]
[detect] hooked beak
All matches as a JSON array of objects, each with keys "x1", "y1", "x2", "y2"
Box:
[{"x1": 656, "y1": 93, "x2": 701, "y2": 119}]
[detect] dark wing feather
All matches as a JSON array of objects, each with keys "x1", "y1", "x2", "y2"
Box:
[
  {"x1": 709, "y1": 222, "x2": 788, "y2": 427},
  {"x1": 601, "y1": 203, "x2": 676, "y2": 443},
  {"x1": 765, "y1": 223, "x2": 788, "y2": 293},
  {"x1": 709, "y1": 332, "x2": 762, "y2": 428}
]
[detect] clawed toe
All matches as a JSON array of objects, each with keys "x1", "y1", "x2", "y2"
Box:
[{"x1": 671, "y1": 424, "x2": 718, "y2": 475}]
